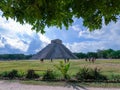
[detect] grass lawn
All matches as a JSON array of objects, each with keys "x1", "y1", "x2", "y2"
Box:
[
  {"x1": 0, "y1": 59, "x2": 120, "y2": 87},
  {"x1": 20, "y1": 80, "x2": 120, "y2": 88},
  {"x1": 0, "y1": 59, "x2": 120, "y2": 76},
  {"x1": 6, "y1": 80, "x2": 120, "y2": 88}
]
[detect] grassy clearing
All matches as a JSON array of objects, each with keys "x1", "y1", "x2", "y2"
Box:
[
  {"x1": 4, "y1": 80, "x2": 120, "y2": 88},
  {"x1": 5, "y1": 80, "x2": 120, "y2": 88},
  {"x1": 0, "y1": 59, "x2": 120, "y2": 87},
  {"x1": 0, "y1": 59, "x2": 120, "y2": 76},
  {"x1": 19, "y1": 80, "x2": 120, "y2": 88}
]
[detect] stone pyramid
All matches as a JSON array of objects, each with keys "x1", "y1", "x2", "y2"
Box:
[{"x1": 32, "y1": 39, "x2": 78, "y2": 59}]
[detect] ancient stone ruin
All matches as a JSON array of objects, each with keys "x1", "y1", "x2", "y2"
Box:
[{"x1": 32, "y1": 39, "x2": 78, "y2": 60}]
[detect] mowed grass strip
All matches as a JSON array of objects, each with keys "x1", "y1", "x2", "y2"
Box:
[
  {"x1": 20, "y1": 80, "x2": 120, "y2": 88},
  {"x1": 0, "y1": 59, "x2": 120, "y2": 76}
]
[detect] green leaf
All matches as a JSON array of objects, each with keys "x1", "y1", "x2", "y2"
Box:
[{"x1": 1, "y1": 0, "x2": 120, "y2": 33}]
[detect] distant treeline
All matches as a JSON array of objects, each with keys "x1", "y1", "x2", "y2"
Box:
[
  {"x1": 0, "y1": 54, "x2": 32, "y2": 60},
  {"x1": 74, "y1": 49, "x2": 120, "y2": 59},
  {"x1": 0, "y1": 49, "x2": 120, "y2": 60}
]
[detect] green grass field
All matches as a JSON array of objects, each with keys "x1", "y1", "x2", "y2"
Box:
[
  {"x1": 0, "y1": 59, "x2": 120, "y2": 76},
  {"x1": 0, "y1": 59, "x2": 120, "y2": 87}
]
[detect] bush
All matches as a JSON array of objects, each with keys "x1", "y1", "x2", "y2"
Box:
[
  {"x1": 54, "y1": 61, "x2": 70, "y2": 80},
  {"x1": 109, "y1": 74, "x2": 120, "y2": 81},
  {"x1": 8, "y1": 69, "x2": 18, "y2": 79},
  {"x1": 76, "y1": 67, "x2": 92, "y2": 80},
  {"x1": 0, "y1": 69, "x2": 19, "y2": 79},
  {"x1": 18, "y1": 71, "x2": 26, "y2": 78},
  {"x1": 76, "y1": 67, "x2": 107, "y2": 81},
  {"x1": 0, "y1": 71, "x2": 9, "y2": 78},
  {"x1": 90, "y1": 67, "x2": 107, "y2": 80},
  {"x1": 42, "y1": 70, "x2": 56, "y2": 80},
  {"x1": 26, "y1": 69, "x2": 39, "y2": 79}
]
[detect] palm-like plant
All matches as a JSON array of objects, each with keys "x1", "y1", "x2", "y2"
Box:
[{"x1": 54, "y1": 61, "x2": 70, "y2": 80}]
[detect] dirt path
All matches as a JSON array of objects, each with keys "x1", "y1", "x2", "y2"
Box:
[{"x1": 0, "y1": 80, "x2": 120, "y2": 90}]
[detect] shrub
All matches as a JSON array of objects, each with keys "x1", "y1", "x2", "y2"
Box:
[
  {"x1": 42, "y1": 70, "x2": 56, "y2": 80},
  {"x1": 18, "y1": 71, "x2": 26, "y2": 78},
  {"x1": 90, "y1": 67, "x2": 107, "y2": 80},
  {"x1": 26, "y1": 69, "x2": 39, "y2": 79},
  {"x1": 0, "y1": 69, "x2": 19, "y2": 79},
  {"x1": 54, "y1": 61, "x2": 70, "y2": 80},
  {"x1": 76, "y1": 67, "x2": 107, "y2": 81},
  {"x1": 8, "y1": 69, "x2": 18, "y2": 79},
  {"x1": 76, "y1": 67, "x2": 92, "y2": 80},
  {"x1": 109, "y1": 74, "x2": 120, "y2": 81},
  {"x1": 0, "y1": 71, "x2": 9, "y2": 78}
]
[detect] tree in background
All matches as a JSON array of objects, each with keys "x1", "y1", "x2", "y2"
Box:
[
  {"x1": 87, "y1": 52, "x2": 98, "y2": 58},
  {"x1": 74, "y1": 52, "x2": 87, "y2": 59},
  {"x1": 97, "y1": 49, "x2": 114, "y2": 59},
  {"x1": 0, "y1": 54, "x2": 32, "y2": 60},
  {"x1": 110, "y1": 50, "x2": 120, "y2": 59},
  {"x1": 0, "y1": 0, "x2": 120, "y2": 33},
  {"x1": 74, "y1": 49, "x2": 120, "y2": 59}
]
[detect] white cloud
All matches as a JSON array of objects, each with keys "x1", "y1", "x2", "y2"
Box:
[
  {"x1": 0, "y1": 16, "x2": 34, "y2": 37},
  {"x1": 38, "y1": 34, "x2": 50, "y2": 44},
  {"x1": 0, "y1": 15, "x2": 50, "y2": 53},
  {"x1": 66, "y1": 40, "x2": 119, "y2": 53},
  {"x1": 71, "y1": 25, "x2": 81, "y2": 31},
  {"x1": 4, "y1": 36, "x2": 28, "y2": 52},
  {"x1": 67, "y1": 20, "x2": 120, "y2": 53},
  {"x1": 1, "y1": 11, "x2": 120, "y2": 54},
  {"x1": 0, "y1": 17, "x2": 33, "y2": 52},
  {"x1": 0, "y1": 41, "x2": 4, "y2": 48},
  {"x1": 78, "y1": 21, "x2": 120, "y2": 41},
  {"x1": 66, "y1": 41, "x2": 104, "y2": 53},
  {"x1": 39, "y1": 34, "x2": 50, "y2": 48}
]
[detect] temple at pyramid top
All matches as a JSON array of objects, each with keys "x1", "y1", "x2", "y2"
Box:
[
  {"x1": 51, "y1": 39, "x2": 62, "y2": 44},
  {"x1": 32, "y1": 39, "x2": 78, "y2": 59}
]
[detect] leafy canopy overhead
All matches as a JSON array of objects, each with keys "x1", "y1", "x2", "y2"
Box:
[{"x1": 0, "y1": 0, "x2": 120, "y2": 33}]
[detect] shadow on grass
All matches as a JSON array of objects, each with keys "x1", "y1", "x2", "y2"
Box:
[{"x1": 64, "y1": 82, "x2": 88, "y2": 90}]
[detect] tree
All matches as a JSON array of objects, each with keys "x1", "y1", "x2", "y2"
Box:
[
  {"x1": 74, "y1": 52, "x2": 87, "y2": 59},
  {"x1": 87, "y1": 52, "x2": 98, "y2": 58},
  {"x1": 0, "y1": 0, "x2": 120, "y2": 33},
  {"x1": 110, "y1": 50, "x2": 120, "y2": 59},
  {"x1": 97, "y1": 49, "x2": 114, "y2": 59}
]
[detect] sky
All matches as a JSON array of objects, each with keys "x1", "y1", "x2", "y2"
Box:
[{"x1": 0, "y1": 11, "x2": 120, "y2": 54}]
